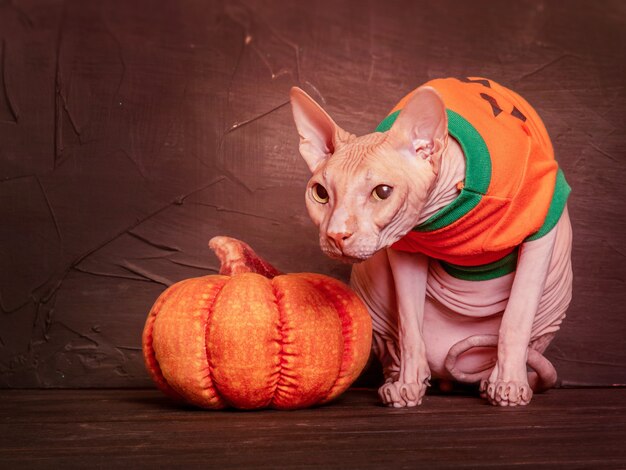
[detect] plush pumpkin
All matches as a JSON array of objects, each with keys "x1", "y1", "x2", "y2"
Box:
[{"x1": 142, "y1": 236, "x2": 372, "y2": 410}]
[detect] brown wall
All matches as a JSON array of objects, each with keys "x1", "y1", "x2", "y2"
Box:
[{"x1": 1, "y1": 0, "x2": 624, "y2": 388}]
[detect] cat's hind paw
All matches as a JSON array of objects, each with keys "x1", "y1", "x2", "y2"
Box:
[{"x1": 479, "y1": 378, "x2": 533, "y2": 407}]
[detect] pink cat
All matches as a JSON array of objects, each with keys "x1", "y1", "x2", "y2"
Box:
[{"x1": 289, "y1": 77, "x2": 572, "y2": 407}]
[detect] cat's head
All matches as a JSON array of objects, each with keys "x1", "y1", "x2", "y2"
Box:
[{"x1": 290, "y1": 86, "x2": 448, "y2": 262}]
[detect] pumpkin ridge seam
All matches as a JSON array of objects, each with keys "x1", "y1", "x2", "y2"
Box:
[
  {"x1": 302, "y1": 276, "x2": 353, "y2": 403},
  {"x1": 203, "y1": 278, "x2": 230, "y2": 409},
  {"x1": 270, "y1": 281, "x2": 287, "y2": 408},
  {"x1": 143, "y1": 285, "x2": 184, "y2": 401}
]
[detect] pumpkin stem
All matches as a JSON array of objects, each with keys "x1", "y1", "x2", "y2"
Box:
[{"x1": 208, "y1": 236, "x2": 282, "y2": 279}]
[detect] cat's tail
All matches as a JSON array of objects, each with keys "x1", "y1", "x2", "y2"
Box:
[{"x1": 443, "y1": 334, "x2": 558, "y2": 393}]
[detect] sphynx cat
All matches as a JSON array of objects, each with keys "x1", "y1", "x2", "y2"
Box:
[{"x1": 289, "y1": 78, "x2": 572, "y2": 407}]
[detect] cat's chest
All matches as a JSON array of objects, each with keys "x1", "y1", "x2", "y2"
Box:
[{"x1": 425, "y1": 261, "x2": 513, "y2": 317}]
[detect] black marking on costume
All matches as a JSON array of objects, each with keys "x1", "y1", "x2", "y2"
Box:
[
  {"x1": 479, "y1": 93, "x2": 503, "y2": 117},
  {"x1": 510, "y1": 106, "x2": 527, "y2": 122},
  {"x1": 458, "y1": 77, "x2": 491, "y2": 88}
]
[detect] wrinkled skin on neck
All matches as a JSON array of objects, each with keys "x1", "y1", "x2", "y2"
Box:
[{"x1": 305, "y1": 132, "x2": 438, "y2": 262}]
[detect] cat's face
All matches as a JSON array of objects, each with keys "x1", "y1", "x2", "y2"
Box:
[
  {"x1": 290, "y1": 86, "x2": 447, "y2": 262},
  {"x1": 304, "y1": 133, "x2": 436, "y2": 262}
]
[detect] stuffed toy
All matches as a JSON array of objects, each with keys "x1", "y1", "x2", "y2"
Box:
[{"x1": 142, "y1": 236, "x2": 372, "y2": 410}]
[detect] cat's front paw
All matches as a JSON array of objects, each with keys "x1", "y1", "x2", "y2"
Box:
[
  {"x1": 480, "y1": 364, "x2": 533, "y2": 406},
  {"x1": 378, "y1": 379, "x2": 429, "y2": 408}
]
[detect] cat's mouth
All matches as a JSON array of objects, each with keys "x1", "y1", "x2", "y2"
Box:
[{"x1": 322, "y1": 246, "x2": 377, "y2": 264}]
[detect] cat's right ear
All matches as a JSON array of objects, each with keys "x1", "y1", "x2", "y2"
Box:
[
  {"x1": 387, "y1": 86, "x2": 448, "y2": 174},
  {"x1": 290, "y1": 87, "x2": 345, "y2": 172}
]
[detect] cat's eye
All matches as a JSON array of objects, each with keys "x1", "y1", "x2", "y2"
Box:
[
  {"x1": 311, "y1": 183, "x2": 329, "y2": 204},
  {"x1": 372, "y1": 184, "x2": 393, "y2": 201}
]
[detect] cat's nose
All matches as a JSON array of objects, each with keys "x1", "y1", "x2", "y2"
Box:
[{"x1": 327, "y1": 231, "x2": 353, "y2": 251}]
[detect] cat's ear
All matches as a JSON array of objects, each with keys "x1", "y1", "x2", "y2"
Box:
[
  {"x1": 388, "y1": 86, "x2": 448, "y2": 173},
  {"x1": 290, "y1": 87, "x2": 348, "y2": 172}
]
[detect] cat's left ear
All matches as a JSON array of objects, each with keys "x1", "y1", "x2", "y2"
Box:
[
  {"x1": 290, "y1": 87, "x2": 350, "y2": 172},
  {"x1": 387, "y1": 86, "x2": 448, "y2": 174}
]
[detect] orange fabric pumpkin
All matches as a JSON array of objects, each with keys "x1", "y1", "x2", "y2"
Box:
[{"x1": 142, "y1": 237, "x2": 372, "y2": 410}]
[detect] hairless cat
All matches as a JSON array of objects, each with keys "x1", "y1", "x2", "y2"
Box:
[{"x1": 289, "y1": 77, "x2": 572, "y2": 407}]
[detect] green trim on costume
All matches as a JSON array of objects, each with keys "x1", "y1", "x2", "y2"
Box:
[
  {"x1": 376, "y1": 108, "x2": 492, "y2": 232},
  {"x1": 525, "y1": 168, "x2": 571, "y2": 241},
  {"x1": 440, "y1": 248, "x2": 519, "y2": 281},
  {"x1": 375, "y1": 110, "x2": 400, "y2": 133}
]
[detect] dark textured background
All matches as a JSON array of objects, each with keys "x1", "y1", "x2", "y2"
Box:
[{"x1": 0, "y1": 0, "x2": 624, "y2": 388}]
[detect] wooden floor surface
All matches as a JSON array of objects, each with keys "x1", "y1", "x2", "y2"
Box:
[{"x1": 1, "y1": 388, "x2": 625, "y2": 469}]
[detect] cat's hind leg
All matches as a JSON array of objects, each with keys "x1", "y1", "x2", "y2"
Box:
[{"x1": 481, "y1": 208, "x2": 572, "y2": 406}]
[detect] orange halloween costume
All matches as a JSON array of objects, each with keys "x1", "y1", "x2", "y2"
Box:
[{"x1": 375, "y1": 77, "x2": 570, "y2": 280}]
